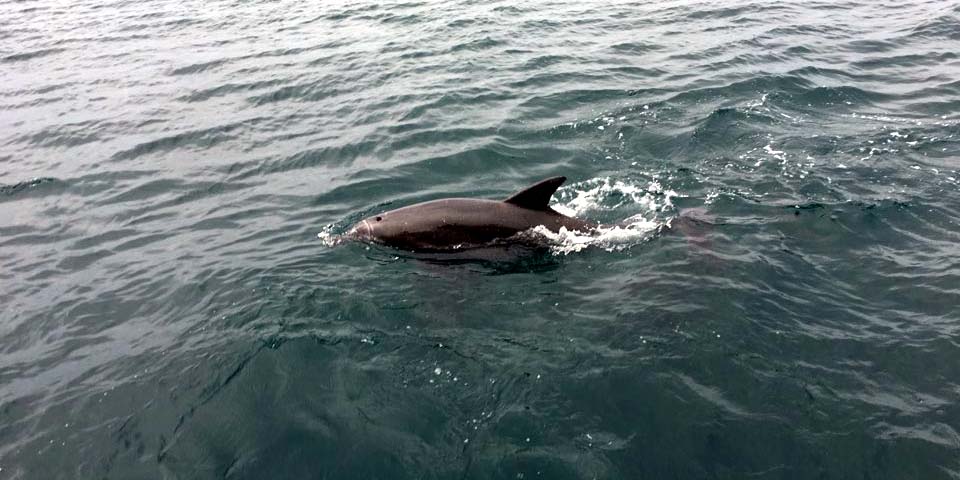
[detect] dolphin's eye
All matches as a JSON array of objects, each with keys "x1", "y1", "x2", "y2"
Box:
[{"x1": 375, "y1": 216, "x2": 382, "y2": 222}]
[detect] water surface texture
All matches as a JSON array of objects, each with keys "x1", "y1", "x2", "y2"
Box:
[{"x1": 2, "y1": 0, "x2": 960, "y2": 478}]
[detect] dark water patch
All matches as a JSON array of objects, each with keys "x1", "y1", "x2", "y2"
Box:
[
  {"x1": 664, "y1": 75, "x2": 814, "y2": 106},
  {"x1": 13, "y1": 121, "x2": 107, "y2": 148},
  {"x1": 124, "y1": 210, "x2": 178, "y2": 227},
  {"x1": 391, "y1": 246, "x2": 563, "y2": 274},
  {"x1": 448, "y1": 17, "x2": 483, "y2": 28},
  {"x1": 506, "y1": 71, "x2": 616, "y2": 91},
  {"x1": 760, "y1": 23, "x2": 849, "y2": 39},
  {"x1": 311, "y1": 174, "x2": 406, "y2": 209},
  {"x1": 0, "y1": 224, "x2": 39, "y2": 240},
  {"x1": 503, "y1": 48, "x2": 534, "y2": 56},
  {"x1": 131, "y1": 10, "x2": 169, "y2": 20},
  {"x1": 158, "y1": 181, "x2": 261, "y2": 214},
  {"x1": 2, "y1": 47, "x2": 65, "y2": 63},
  {"x1": 353, "y1": 12, "x2": 421, "y2": 25},
  {"x1": 247, "y1": 82, "x2": 353, "y2": 106},
  {"x1": 900, "y1": 78, "x2": 960, "y2": 97},
  {"x1": 187, "y1": 215, "x2": 242, "y2": 232},
  {"x1": 154, "y1": 339, "x2": 456, "y2": 478},
  {"x1": 844, "y1": 39, "x2": 902, "y2": 53},
  {"x1": 398, "y1": 143, "x2": 545, "y2": 180},
  {"x1": 109, "y1": 120, "x2": 258, "y2": 161},
  {"x1": 517, "y1": 54, "x2": 572, "y2": 70},
  {"x1": 519, "y1": 18, "x2": 566, "y2": 31},
  {"x1": 96, "y1": 178, "x2": 194, "y2": 206},
  {"x1": 684, "y1": 4, "x2": 752, "y2": 19},
  {"x1": 189, "y1": 36, "x2": 260, "y2": 49},
  {"x1": 230, "y1": 140, "x2": 380, "y2": 181},
  {"x1": 176, "y1": 79, "x2": 287, "y2": 103},
  {"x1": 379, "y1": 40, "x2": 416, "y2": 54},
  {"x1": 0, "y1": 177, "x2": 61, "y2": 199},
  {"x1": 517, "y1": 88, "x2": 666, "y2": 126},
  {"x1": 708, "y1": 52, "x2": 789, "y2": 71},
  {"x1": 1, "y1": 94, "x2": 66, "y2": 110},
  {"x1": 398, "y1": 89, "x2": 513, "y2": 122},
  {"x1": 788, "y1": 65, "x2": 868, "y2": 84},
  {"x1": 378, "y1": 12, "x2": 423, "y2": 25},
  {"x1": 47, "y1": 33, "x2": 153, "y2": 46},
  {"x1": 606, "y1": 66, "x2": 668, "y2": 79},
  {"x1": 11, "y1": 5, "x2": 50, "y2": 14},
  {"x1": 320, "y1": 2, "x2": 381, "y2": 21},
  {"x1": 0, "y1": 230, "x2": 71, "y2": 248},
  {"x1": 609, "y1": 41, "x2": 661, "y2": 55},
  {"x1": 774, "y1": 84, "x2": 892, "y2": 110},
  {"x1": 852, "y1": 52, "x2": 959, "y2": 70},
  {"x1": 56, "y1": 248, "x2": 115, "y2": 271},
  {"x1": 903, "y1": 99, "x2": 960, "y2": 116},
  {"x1": 448, "y1": 36, "x2": 505, "y2": 53},
  {"x1": 118, "y1": 16, "x2": 207, "y2": 33},
  {"x1": 111, "y1": 231, "x2": 171, "y2": 252},
  {"x1": 764, "y1": 198, "x2": 954, "y2": 252},
  {"x1": 169, "y1": 59, "x2": 229, "y2": 76},
  {"x1": 906, "y1": 14, "x2": 960, "y2": 41},
  {"x1": 386, "y1": 126, "x2": 498, "y2": 153},
  {"x1": 685, "y1": 107, "x2": 780, "y2": 151},
  {"x1": 71, "y1": 168, "x2": 164, "y2": 186},
  {"x1": 254, "y1": 44, "x2": 335, "y2": 59},
  {"x1": 784, "y1": 44, "x2": 815, "y2": 55},
  {"x1": 491, "y1": 5, "x2": 531, "y2": 15},
  {"x1": 113, "y1": 180, "x2": 263, "y2": 224},
  {"x1": 0, "y1": 82, "x2": 74, "y2": 97},
  {"x1": 664, "y1": 38, "x2": 765, "y2": 62},
  {"x1": 67, "y1": 228, "x2": 141, "y2": 251},
  {"x1": 569, "y1": 15, "x2": 617, "y2": 27},
  {"x1": 397, "y1": 49, "x2": 437, "y2": 60}
]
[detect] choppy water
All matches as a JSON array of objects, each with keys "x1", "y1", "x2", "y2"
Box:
[{"x1": 2, "y1": 0, "x2": 960, "y2": 478}]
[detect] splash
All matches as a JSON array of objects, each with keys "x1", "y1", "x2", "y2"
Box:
[
  {"x1": 316, "y1": 224, "x2": 342, "y2": 247},
  {"x1": 553, "y1": 177, "x2": 677, "y2": 217},
  {"x1": 528, "y1": 221, "x2": 663, "y2": 255},
  {"x1": 539, "y1": 177, "x2": 678, "y2": 254}
]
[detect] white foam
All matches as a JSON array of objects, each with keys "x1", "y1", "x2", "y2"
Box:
[
  {"x1": 763, "y1": 144, "x2": 786, "y2": 161},
  {"x1": 553, "y1": 177, "x2": 676, "y2": 217},
  {"x1": 316, "y1": 224, "x2": 340, "y2": 247},
  {"x1": 745, "y1": 93, "x2": 768, "y2": 109},
  {"x1": 530, "y1": 220, "x2": 662, "y2": 255},
  {"x1": 540, "y1": 177, "x2": 676, "y2": 254}
]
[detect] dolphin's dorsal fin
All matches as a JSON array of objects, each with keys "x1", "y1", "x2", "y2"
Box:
[{"x1": 503, "y1": 176, "x2": 566, "y2": 210}]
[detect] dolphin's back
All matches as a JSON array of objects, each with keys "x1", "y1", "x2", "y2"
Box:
[{"x1": 375, "y1": 198, "x2": 592, "y2": 251}]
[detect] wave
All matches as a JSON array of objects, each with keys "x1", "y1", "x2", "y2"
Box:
[
  {"x1": 0, "y1": 177, "x2": 60, "y2": 198},
  {"x1": 2, "y1": 48, "x2": 66, "y2": 63}
]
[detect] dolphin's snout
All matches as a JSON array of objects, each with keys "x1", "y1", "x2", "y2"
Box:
[{"x1": 347, "y1": 219, "x2": 374, "y2": 240}]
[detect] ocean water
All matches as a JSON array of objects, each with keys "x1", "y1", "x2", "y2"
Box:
[{"x1": 2, "y1": 0, "x2": 960, "y2": 478}]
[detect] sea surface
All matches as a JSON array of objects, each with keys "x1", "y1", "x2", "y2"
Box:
[{"x1": 2, "y1": 0, "x2": 960, "y2": 478}]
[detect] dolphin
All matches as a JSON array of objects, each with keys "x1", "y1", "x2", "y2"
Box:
[{"x1": 344, "y1": 176, "x2": 596, "y2": 252}]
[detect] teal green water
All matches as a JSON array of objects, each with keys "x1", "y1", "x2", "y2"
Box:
[{"x1": 2, "y1": 0, "x2": 960, "y2": 478}]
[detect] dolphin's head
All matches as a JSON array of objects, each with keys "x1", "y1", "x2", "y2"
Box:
[
  {"x1": 346, "y1": 212, "x2": 396, "y2": 245},
  {"x1": 346, "y1": 208, "x2": 447, "y2": 251}
]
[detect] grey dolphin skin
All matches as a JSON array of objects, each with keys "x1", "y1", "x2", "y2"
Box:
[{"x1": 345, "y1": 176, "x2": 596, "y2": 252}]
